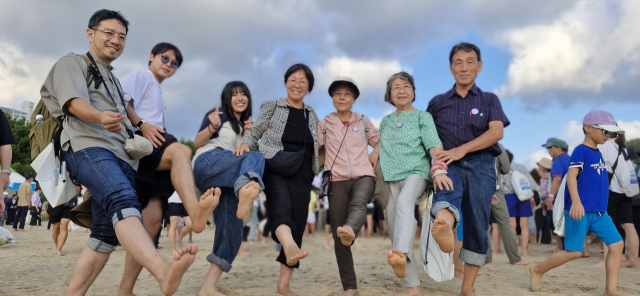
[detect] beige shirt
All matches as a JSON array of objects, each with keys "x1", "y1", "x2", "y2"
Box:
[
  {"x1": 17, "y1": 182, "x2": 32, "y2": 207},
  {"x1": 40, "y1": 52, "x2": 138, "y2": 170}
]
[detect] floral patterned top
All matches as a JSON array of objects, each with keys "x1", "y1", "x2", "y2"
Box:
[{"x1": 379, "y1": 110, "x2": 442, "y2": 182}]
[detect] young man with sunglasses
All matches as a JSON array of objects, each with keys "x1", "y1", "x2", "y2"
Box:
[
  {"x1": 39, "y1": 10, "x2": 202, "y2": 295},
  {"x1": 117, "y1": 43, "x2": 221, "y2": 295}
]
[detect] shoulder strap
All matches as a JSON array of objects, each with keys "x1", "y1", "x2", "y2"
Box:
[
  {"x1": 612, "y1": 145, "x2": 622, "y2": 172},
  {"x1": 76, "y1": 54, "x2": 96, "y2": 87}
]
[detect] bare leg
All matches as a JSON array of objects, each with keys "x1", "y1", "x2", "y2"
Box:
[
  {"x1": 66, "y1": 246, "x2": 110, "y2": 295},
  {"x1": 276, "y1": 264, "x2": 299, "y2": 296},
  {"x1": 177, "y1": 216, "x2": 193, "y2": 246},
  {"x1": 530, "y1": 250, "x2": 583, "y2": 292},
  {"x1": 596, "y1": 242, "x2": 608, "y2": 267},
  {"x1": 56, "y1": 219, "x2": 70, "y2": 256},
  {"x1": 198, "y1": 263, "x2": 227, "y2": 296},
  {"x1": 432, "y1": 209, "x2": 455, "y2": 253},
  {"x1": 117, "y1": 198, "x2": 163, "y2": 296},
  {"x1": 169, "y1": 216, "x2": 180, "y2": 255},
  {"x1": 461, "y1": 264, "x2": 480, "y2": 296},
  {"x1": 323, "y1": 233, "x2": 332, "y2": 250},
  {"x1": 521, "y1": 217, "x2": 532, "y2": 257},
  {"x1": 622, "y1": 223, "x2": 640, "y2": 268},
  {"x1": 491, "y1": 223, "x2": 503, "y2": 253},
  {"x1": 275, "y1": 225, "x2": 308, "y2": 266},
  {"x1": 453, "y1": 238, "x2": 464, "y2": 279},
  {"x1": 582, "y1": 239, "x2": 590, "y2": 258},
  {"x1": 604, "y1": 241, "x2": 625, "y2": 295},
  {"x1": 52, "y1": 222, "x2": 61, "y2": 255},
  {"x1": 366, "y1": 214, "x2": 374, "y2": 238}
]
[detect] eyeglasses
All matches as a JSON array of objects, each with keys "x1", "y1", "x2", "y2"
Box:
[
  {"x1": 591, "y1": 125, "x2": 618, "y2": 139},
  {"x1": 161, "y1": 55, "x2": 180, "y2": 69},
  {"x1": 94, "y1": 28, "x2": 126, "y2": 43}
]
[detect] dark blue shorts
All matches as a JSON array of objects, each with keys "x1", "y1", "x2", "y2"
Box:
[{"x1": 505, "y1": 193, "x2": 533, "y2": 218}]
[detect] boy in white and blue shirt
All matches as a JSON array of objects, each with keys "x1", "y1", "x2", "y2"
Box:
[{"x1": 530, "y1": 110, "x2": 625, "y2": 296}]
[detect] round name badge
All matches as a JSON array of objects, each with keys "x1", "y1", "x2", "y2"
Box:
[
  {"x1": 123, "y1": 93, "x2": 133, "y2": 103},
  {"x1": 311, "y1": 129, "x2": 317, "y2": 136},
  {"x1": 352, "y1": 127, "x2": 359, "y2": 133},
  {"x1": 396, "y1": 122, "x2": 403, "y2": 128},
  {"x1": 471, "y1": 108, "x2": 479, "y2": 115}
]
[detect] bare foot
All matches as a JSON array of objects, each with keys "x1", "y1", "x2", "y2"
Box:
[
  {"x1": 461, "y1": 287, "x2": 476, "y2": 296},
  {"x1": 530, "y1": 266, "x2": 542, "y2": 292},
  {"x1": 522, "y1": 251, "x2": 535, "y2": 257},
  {"x1": 604, "y1": 289, "x2": 627, "y2": 296},
  {"x1": 513, "y1": 260, "x2": 531, "y2": 266},
  {"x1": 198, "y1": 287, "x2": 227, "y2": 296},
  {"x1": 237, "y1": 182, "x2": 259, "y2": 219},
  {"x1": 177, "y1": 240, "x2": 185, "y2": 249},
  {"x1": 200, "y1": 187, "x2": 221, "y2": 214},
  {"x1": 159, "y1": 244, "x2": 198, "y2": 296},
  {"x1": 494, "y1": 249, "x2": 504, "y2": 254},
  {"x1": 260, "y1": 241, "x2": 268, "y2": 248},
  {"x1": 394, "y1": 286, "x2": 421, "y2": 296},
  {"x1": 341, "y1": 289, "x2": 358, "y2": 296},
  {"x1": 354, "y1": 243, "x2": 367, "y2": 252},
  {"x1": 115, "y1": 291, "x2": 137, "y2": 296},
  {"x1": 594, "y1": 260, "x2": 605, "y2": 267},
  {"x1": 431, "y1": 217, "x2": 454, "y2": 253},
  {"x1": 387, "y1": 249, "x2": 407, "y2": 278},
  {"x1": 623, "y1": 259, "x2": 640, "y2": 268},
  {"x1": 581, "y1": 251, "x2": 590, "y2": 258},
  {"x1": 237, "y1": 248, "x2": 252, "y2": 257},
  {"x1": 337, "y1": 226, "x2": 355, "y2": 246},
  {"x1": 283, "y1": 244, "x2": 308, "y2": 266},
  {"x1": 55, "y1": 250, "x2": 65, "y2": 256},
  {"x1": 323, "y1": 241, "x2": 331, "y2": 250},
  {"x1": 277, "y1": 284, "x2": 300, "y2": 296}
]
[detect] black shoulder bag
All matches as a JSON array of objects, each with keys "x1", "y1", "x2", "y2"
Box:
[
  {"x1": 319, "y1": 124, "x2": 349, "y2": 197},
  {"x1": 265, "y1": 107, "x2": 309, "y2": 176}
]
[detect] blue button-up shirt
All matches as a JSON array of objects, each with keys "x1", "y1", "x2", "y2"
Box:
[{"x1": 427, "y1": 84, "x2": 509, "y2": 157}]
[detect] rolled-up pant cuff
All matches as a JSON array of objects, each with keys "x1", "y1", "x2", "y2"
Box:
[
  {"x1": 111, "y1": 207, "x2": 143, "y2": 226},
  {"x1": 206, "y1": 253, "x2": 233, "y2": 272},
  {"x1": 460, "y1": 248, "x2": 486, "y2": 267},
  {"x1": 234, "y1": 172, "x2": 265, "y2": 197},
  {"x1": 86, "y1": 237, "x2": 116, "y2": 253},
  {"x1": 430, "y1": 201, "x2": 460, "y2": 228}
]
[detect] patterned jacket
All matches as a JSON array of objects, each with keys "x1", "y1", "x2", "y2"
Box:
[{"x1": 242, "y1": 98, "x2": 320, "y2": 174}]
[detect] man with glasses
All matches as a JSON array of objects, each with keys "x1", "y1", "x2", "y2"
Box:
[
  {"x1": 427, "y1": 42, "x2": 510, "y2": 296},
  {"x1": 117, "y1": 43, "x2": 208, "y2": 295},
  {"x1": 39, "y1": 10, "x2": 199, "y2": 295}
]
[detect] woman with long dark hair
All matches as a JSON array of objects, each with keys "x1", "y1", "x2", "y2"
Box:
[
  {"x1": 193, "y1": 81, "x2": 266, "y2": 295},
  {"x1": 234, "y1": 64, "x2": 320, "y2": 296}
]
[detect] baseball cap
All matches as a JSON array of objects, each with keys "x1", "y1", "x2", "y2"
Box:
[
  {"x1": 328, "y1": 77, "x2": 360, "y2": 99},
  {"x1": 2, "y1": 192, "x2": 7, "y2": 195},
  {"x1": 542, "y1": 139, "x2": 568, "y2": 149},
  {"x1": 582, "y1": 110, "x2": 625, "y2": 134},
  {"x1": 537, "y1": 157, "x2": 553, "y2": 170}
]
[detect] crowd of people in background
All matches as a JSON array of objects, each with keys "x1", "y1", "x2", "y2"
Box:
[{"x1": 0, "y1": 8, "x2": 639, "y2": 296}]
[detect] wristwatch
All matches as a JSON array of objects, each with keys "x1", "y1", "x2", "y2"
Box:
[
  {"x1": 0, "y1": 169, "x2": 10, "y2": 175},
  {"x1": 136, "y1": 120, "x2": 147, "y2": 129}
]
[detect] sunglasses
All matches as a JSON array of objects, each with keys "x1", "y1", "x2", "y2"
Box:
[
  {"x1": 591, "y1": 125, "x2": 618, "y2": 139},
  {"x1": 160, "y1": 55, "x2": 180, "y2": 69}
]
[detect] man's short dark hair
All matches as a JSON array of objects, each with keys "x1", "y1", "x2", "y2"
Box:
[
  {"x1": 449, "y1": 42, "x2": 481, "y2": 65},
  {"x1": 35, "y1": 187, "x2": 41, "y2": 192},
  {"x1": 284, "y1": 64, "x2": 314, "y2": 93},
  {"x1": 561, "y1": 147, "x2": 568, "y2": 153},
  {"x1": 506, "y1": 150, "x2": 514, "y2": 164},
  {"x1": 149, "y1": 42, "x2": 183, "y2": 67},
  {"x1": 24, "y1": 173, "x2": 33, "y2": 180},
  {"x1": 88, "y1": 9, "x2": 129, "y2": 34}
]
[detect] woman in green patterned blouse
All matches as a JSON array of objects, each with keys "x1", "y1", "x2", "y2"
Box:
[{"x1": 379, "y1": 72, "x2": 453, "y2": 295}]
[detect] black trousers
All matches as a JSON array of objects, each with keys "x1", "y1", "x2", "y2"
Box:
[
  {"x1": 13, "y1": 206, "x2": 28, "y2": 230},
  {"x1": 264, "y1": 169, "x2": 313, "y2": 268},
  {"x1": 30, "y1": 210, "x2": 41, "y2": 226}
]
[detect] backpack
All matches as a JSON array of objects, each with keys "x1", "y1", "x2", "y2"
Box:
[
  {"x1": 510, "y1": 169, "x2": 534, "y2": 201},
  {"x1": 29, "y1": 54, "x2": 100, "y2": 161},
  {"x1": 609, "y1": 146, "x2": 640, "y2": 197}
]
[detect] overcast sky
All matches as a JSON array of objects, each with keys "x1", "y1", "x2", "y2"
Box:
[{"x1": 1, "y1": 0, "x2": 639, "y2": 169}]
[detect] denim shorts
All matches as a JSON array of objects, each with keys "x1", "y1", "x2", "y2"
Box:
[
  {"x1": 65, "y1": 147, "x2": 142, "y2": 253},
  {"x1": 564, "y1": 211, "x2": 622, "y2": 252}
]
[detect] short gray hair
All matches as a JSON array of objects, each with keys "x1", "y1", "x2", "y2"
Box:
[{"x1": 384, "y1": 71, "x2": 416, "y2": 106}]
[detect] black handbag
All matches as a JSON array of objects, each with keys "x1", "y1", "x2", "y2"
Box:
[{"x1": 265, "y1": 108, "x2": 309, "y2": 176}]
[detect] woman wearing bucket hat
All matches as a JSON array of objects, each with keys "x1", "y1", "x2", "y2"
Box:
[
  {"x1": 379, "y1": 72, "x2": 452, "y2": 295},
  {"x1": 234, "y1": 63, "x2": 319, "y2": 296},
  {"x1": 318, "y1": 77, "x2": 380, "y2": 295}
]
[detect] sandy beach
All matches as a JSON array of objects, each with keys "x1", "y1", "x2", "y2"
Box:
[{"x1": 1, "y1": 225, "x2": 640, "y2": 296}]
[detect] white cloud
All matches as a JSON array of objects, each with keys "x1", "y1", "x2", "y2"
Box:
[
  {"x1": 561, "y1": 120, "x2": 585, "y2": 152},
  {"x1": 618, "y1": 120, "x2": 640, "y2": 140},
  {"x1": 0, "y1": 42, "x2": 55, "y2": 107},
  {"x1": 497, "y1": 0, "x2": 640, "y2": 102},
  {"x1": 314, "y1": 57, "x2": 406, "y2": 94},
  {"x1": 524, "y1": 150, "x2": 549, "y2": 171}
]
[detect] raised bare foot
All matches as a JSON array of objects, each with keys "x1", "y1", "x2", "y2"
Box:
[
  {"x1": 55, "y1": 250, "x2": 65, "y2": 256},
  {"x1": 342, "y1": 289, "x2": 358, "y2": 296},
  {"x1": 530, "y1": 266, "x2": 543, "y2": 292},
  {"x1": 394, "y1": 286, "x2": 421, "y2": 296},
  {"x1": 200, "y1": 187, "x2": 221, "y2": 214},
  {"x1": 461, "y1": 287, "x2": 476, "y2": 296},
  {"x1": 237, "y1": 182, "x2": 259, "y2": 219},
  {"x1": 283, "y1": 244, "x2": 308, "y2": 266},
  {"x1": 276, "y1": 284, "x2": 300, "y2": 296},
  {"x1": 431, "y1": 217, "x2": 454, "y2": 253},
  {"x1": 513, "y1": 260, "x2": 531, "y2": 266},
  {"x1": 337, "y1": 226, "x2": 355, "y2": 246},
  {"x1": 387, "y1": 249, "x2": 407, "y2": 278},
  {"x1": 159, "y1": 244, "x2": 198, "y2": 296}
]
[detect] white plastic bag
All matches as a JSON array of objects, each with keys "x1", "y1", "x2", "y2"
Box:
[
  {"x1": 613, "y1": 149, "x2": 640, "y2": 197},
  {"x1": 552, "y1": 176, "x2": 568, "y2": 237},
  {"x1": 0, "y1": 226, "x2": 15, "y2": 244},
  {"x1": 419, "y1": 193, "x2": 454, "y2": 282},
  {"x1": 511, "y1": 170, "x2": 534, "y2": 201},
  {"x1": 31, "y1": 143, "x2": 76, "y2": 207}
]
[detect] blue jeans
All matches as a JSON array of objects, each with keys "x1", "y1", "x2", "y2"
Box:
[
  {"x1": 431, "y1": 151, "x2": 496, "y2": 266},
  {"x1": 64, "y1": 147, "x2": 142, "y2": 253},
  {"x1": 193, "y1": 148, "x2": 265, "y2": 272}
]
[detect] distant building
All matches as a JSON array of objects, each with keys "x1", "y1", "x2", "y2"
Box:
[{"x1": 1, "y1": 100, "x2": 35, "y2": 122}]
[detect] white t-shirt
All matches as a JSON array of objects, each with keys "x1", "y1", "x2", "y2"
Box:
[
  {"x1": 598, "y1": 139, "x2": 623, "y2": 194},
  {"x1": 120, "y1": 68, "x2": 166, "y2": 129},
  {"x1": 168, "y1": 192, "x2": 182, "y2": 204}
]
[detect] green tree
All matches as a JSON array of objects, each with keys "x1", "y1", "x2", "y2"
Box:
[
  {"x1": 179, "y1": 138, "x2": 196, "y2": 159},
  {"x1": 627, "y1": 138, "x2": 640, "y2": 165},
  {"x1": 6, "y1": 113, "x2": 35, "y2": 178}
]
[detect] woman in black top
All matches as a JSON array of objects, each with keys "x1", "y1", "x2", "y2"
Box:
[{"x1": 235, "y1": 64, "x2": 319, "y2": 296}]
